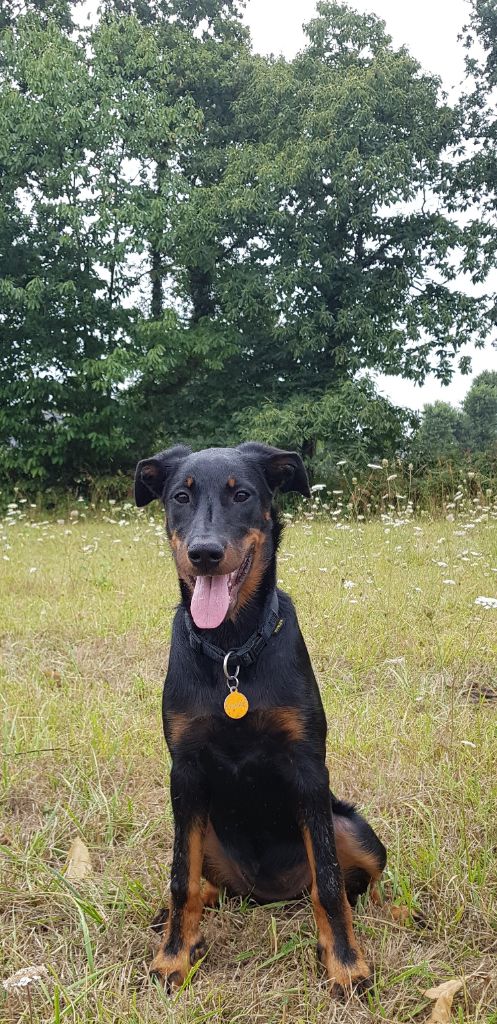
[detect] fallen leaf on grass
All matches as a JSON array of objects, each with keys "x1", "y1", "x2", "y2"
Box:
[
  {"x1": 423, "y1": 979, "x2": 463, "y2": 1023},
  {"x1": 65, "y1": 837, "x2": 92, "y2": 881},
  {"x1": 42, "y1": 669, "x2": 62, "y2": 686}
]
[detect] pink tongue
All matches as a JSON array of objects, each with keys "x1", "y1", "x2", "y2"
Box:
[{"x1": 191, "y1": 574, "x2": 231, "y2": 629}]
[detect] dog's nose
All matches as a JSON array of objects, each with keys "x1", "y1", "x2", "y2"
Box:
[{"x1": 188, "y1": 540, "x2": 224, "y2": 572}]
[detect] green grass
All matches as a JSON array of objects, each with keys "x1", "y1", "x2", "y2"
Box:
[{"x1": 1, "y1": 499, "x2": 497, "y2": 1022}]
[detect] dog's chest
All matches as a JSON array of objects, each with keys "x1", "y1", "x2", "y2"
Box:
[
  {"x1": 202, "y1": 712, "x2": 299, "y2": 834},
  {"x1": 199, "y1": 708, "x2": 300, "y2": 786}
]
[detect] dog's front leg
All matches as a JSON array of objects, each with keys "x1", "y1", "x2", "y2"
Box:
[
  {"x1": 150, "y1": 761, "x2": 208, "y2": 992},
  {"x1": 300, "y1": 771, "x2": 370, "y2": 995}
]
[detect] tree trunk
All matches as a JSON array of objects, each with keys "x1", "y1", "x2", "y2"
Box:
[
  {"x1": 188, "y1": 266, "x2": 215, "y2": 323},
  {"x1": 150, "y1": 247, "x2": 163, "y2": 320}
]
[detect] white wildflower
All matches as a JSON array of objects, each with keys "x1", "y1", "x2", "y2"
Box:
[
  {"x1": 3, "y1": 965, "x2": 48, "y2": 993},
  {"x1": 475, "y1": 596, "x2": 497, "y2": 609},
  {"x1": 367, "y1": 463, "x2": 382, "y2": 470},
  {"x1": 343, "y1": 580, "x2": 355, "y2": 589},
  {"x1": 443, "y1": 579, "x2": 456, "y2": 585},
  {"x1": 310, "y1": 484, "x2": 326, "y2": 492}
]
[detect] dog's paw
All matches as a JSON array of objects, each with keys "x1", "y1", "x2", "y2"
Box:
[
  {"x1": 150, "y1": 935, "x2": 207, "y2": 993},
  {"x1": 317, "y1": 943, "x2": 371, "y2": 997}
]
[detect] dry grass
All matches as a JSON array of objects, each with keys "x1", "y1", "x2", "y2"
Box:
[{"x1": 1, "y1": 498, "x2": 497, "y2": 1023}]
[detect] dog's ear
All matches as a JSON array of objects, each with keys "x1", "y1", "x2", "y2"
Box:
[
  {"x1": 238, "y1": 442, "x2": 310, "y2": 498},
  {"x1": 134, "y1": 445, "x2": 191, "y2": 507}
]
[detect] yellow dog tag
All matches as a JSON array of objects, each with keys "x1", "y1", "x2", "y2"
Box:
[{"x1": 224, "y1": 690, "x2": 249, "y2": 719}]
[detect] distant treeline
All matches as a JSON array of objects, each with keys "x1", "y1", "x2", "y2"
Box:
[{"x1": 0, "y1": 1, "x2": 496, "y2": 503}]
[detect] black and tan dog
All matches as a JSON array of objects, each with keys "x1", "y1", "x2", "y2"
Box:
[{"x1": 135, "y1": 442, "x2": 386, "y2": 995}]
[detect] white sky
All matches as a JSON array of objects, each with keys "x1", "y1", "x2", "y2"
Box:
[
  {"x1": 80, "y1": 0, "x2": 497, "y2": 410},
  {"x1": 243, "y1": 0, "x2": 497, "y2": 411}
]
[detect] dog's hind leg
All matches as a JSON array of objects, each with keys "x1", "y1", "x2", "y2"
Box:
[{"x1": 331, "y1": 796, "x2": 387, "y2": 907}]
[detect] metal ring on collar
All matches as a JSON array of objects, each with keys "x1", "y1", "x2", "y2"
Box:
[{"x1": 223, "y1": 651, "x2": 240, "y2": 681}]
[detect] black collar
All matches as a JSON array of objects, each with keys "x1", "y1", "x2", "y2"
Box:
[{"x1": 184, "y1": 588, "x2": 283, "y2": 673}]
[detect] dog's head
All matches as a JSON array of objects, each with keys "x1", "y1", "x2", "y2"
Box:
[{"x1": 134, "y1": 443, "x2": 310, "y2": 628}]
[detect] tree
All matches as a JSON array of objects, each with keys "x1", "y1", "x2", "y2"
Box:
[
  {"x1": 0, "y1": 6, "x2": 198, "y2": 488},
  {"x1": 449, "y1": 1, "x2": 497, "y2": 314},
  {"x1": 233, "y1": 377, "x2": 415, "y2": 479},
  {"x1": 130, "y1": 1, "x2": 491, "y2": 457},
  {"x1": 410, "y1": 401, "x2": 467, "y2": 466},
  {"x1": 0, "y1": 12, "x2": 119, "y2": 487},
  {"x1": 0, "y1": 1, "x2": 75, "y2": 31},
  {"x1": 1, "y1": 1, "x2": 495, "y2": 494},
  {"x1": 463, "y1": 371, "x2": 497, "y2": 452}
]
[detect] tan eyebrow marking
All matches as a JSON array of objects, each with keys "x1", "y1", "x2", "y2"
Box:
[
  {"x1": 185, "y1": 476, "x2": 193, "y2": 488},
  {"x1": 227, "y1": 477, "x2": 236, "y2": 488}
]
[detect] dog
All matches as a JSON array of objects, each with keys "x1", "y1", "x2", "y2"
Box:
[{"x1": 134, "y1": 442, "x2": 386, "y2": 994}]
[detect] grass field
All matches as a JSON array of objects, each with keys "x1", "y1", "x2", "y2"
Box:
[{"x1": 1, "y1": 498, "x2": 497, "y2": 1023}]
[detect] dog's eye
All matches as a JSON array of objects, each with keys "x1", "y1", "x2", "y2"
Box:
[
  {"x1": 233, "y1": 490, "x2": 250, "y2": 503},
  {"x1": 174, "y1": 492, "x2": 190, "y2": 504}
]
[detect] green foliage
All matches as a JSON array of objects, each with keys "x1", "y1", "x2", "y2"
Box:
[
  {"x1": 232, "y1": 378, "x2": 416, "y2": 479},
  {"x1": 462, "y1": 370, "x2": 497, "y2": 452},
  {"x1": 0, "y1": 1, "x2": 75, "y2": 31},
  {"x1": 0, "y1": 0, "x2": 495, "y2": 496},
  {"x1": 405, "y1": 374, "x2": 497, "y2": 506},
  {"x1": 448, "y1": 1, "x2": 497, "y2": 307},
  {"x1": 410, "y1": 402, "x2": 467, "y2": 465}
]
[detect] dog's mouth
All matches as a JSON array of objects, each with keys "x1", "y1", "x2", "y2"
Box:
[{"x1": 188, "y1": 548, "x2": 254, "y2": 629}]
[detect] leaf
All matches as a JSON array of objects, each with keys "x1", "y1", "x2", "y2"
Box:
[
  {"x1": 423, "y1": 979, "x2": 463, "y2": 1023},
  {"x1": 64, "y1": 837, "x2": 92, "y2": 881}
]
